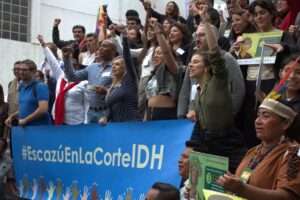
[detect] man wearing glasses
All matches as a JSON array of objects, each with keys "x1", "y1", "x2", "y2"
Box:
[{"x1": 5, "y1": 60, "x2": 51, "y2": 126}]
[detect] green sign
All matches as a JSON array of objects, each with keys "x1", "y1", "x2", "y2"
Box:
[
  {"x1": 189, "y1": 151, "x2": 229, "y2": 200},
  {"x1": 237, "y1": 31, "x2": 283, "y2": 65}
]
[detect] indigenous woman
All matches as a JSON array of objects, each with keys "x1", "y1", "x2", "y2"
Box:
[{"x1": 218, "y1": 98, "x2": 300, "y2": 200}]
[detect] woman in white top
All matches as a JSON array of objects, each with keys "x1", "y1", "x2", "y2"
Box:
[
  {"x1": 127, "y1": 16, "x2": 159, "y2": 118},
  {"x1": 37, "y1": 35, "x2": 88, "y2": 125},
  {"x1": 242, "y1": 0, "x2": 281, "y2": 148}
]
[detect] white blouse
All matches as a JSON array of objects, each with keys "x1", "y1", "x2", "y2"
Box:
[{"x1": 53, "y1": 79, "x2": 89, "y2": 125}]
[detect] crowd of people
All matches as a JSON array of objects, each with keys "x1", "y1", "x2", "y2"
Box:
[{"x1": 0, "y1": 0, "x2": 300, "y2": 199}]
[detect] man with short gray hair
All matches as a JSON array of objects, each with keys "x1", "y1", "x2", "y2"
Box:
[
  {"x1": 178, "y1": 23, "x2": 245, "y2": 119},
  {"x1": 63, "y1": 39, "x2": 117, "y2": 123}
]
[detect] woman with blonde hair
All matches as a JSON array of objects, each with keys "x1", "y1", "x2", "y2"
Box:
[{"x1": 99, "y1": 30, "x2": 139, "y2": 124}]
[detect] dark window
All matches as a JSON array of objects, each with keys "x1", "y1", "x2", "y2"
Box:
[
  {"x1": 3, "y1": 12, "x2": 11, "y2": 21},
  {"x1": 20, "y1": 33, "x2": 26, "y2": 41},
  {"x1": 20, "y1": 15, "x2": 26, "y2": 23},
  {"x1": 11, "y1": 31, "x2": 18, "y2": 40},
  {"x1": 12, "y1": 0, "x2": 19, "y2": 5},
  {"x1": 11, "y1": 23, "x2": 18, "y2": 32},
  {"x1": 2, "y1": 31, "x2": 10, "y2": 38},
  {"x1": 12, "y1": 4, "x2": 19, "y2": 14},
  {"x1": 11, "y1": 14, "x2": 19, "y2": 23},
  {"x1": 3, "y1": 22, "x2": 10, "y2": 30},
  {"x1": 20, "y1": 0, "x2": 27, "y2": 6},
  {"x1": 20, "y1": 24, "x2": 26, "y2": 33},
  {"x1": 20, "y1": 6, "x2": 27, "y2": 15},
  {"x1": 0, "y1": 0, "x2": 31, "y2": 42},
  {"x1": 3, "y1": 3, "x2": 11, "y2": 11}
]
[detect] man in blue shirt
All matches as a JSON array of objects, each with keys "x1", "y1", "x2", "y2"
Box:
[
  {"x1": 63, "y1": 39, "x2": 116, "y2": 123},
  {"x1": 5, "y1": 60, "x2": 51, "y2": 126}
]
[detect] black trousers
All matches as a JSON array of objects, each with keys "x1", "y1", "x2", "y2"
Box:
[
  {"x1": 146, "y1": 107, "x2": 177, "y2": 121},
  {"x1": 191, "y1": 122, "x2": 247, "y2": 173}
]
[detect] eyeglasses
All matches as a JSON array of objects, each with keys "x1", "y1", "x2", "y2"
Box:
[{"x1": 18, "y1": 68, "x2": 32, "y2": 71}]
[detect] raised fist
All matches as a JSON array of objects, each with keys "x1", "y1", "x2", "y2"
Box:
[
  {"x1": 53, "y1": 18, "x2": 61, "y2": 27},
  {"x1": 37, "y1": 34, "x2": 46, "y2": 46},
  {"x1": 62, "y1": 46, "x2": 73, "y2": 59}
]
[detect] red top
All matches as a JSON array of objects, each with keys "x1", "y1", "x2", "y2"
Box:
[{"x1": 279, "y1": 0, "x2": 300, "y2": 30}]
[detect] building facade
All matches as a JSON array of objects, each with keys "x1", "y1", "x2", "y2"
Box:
[{"x1": 0, "y1": 0, "x2": 225, "y2": 97}]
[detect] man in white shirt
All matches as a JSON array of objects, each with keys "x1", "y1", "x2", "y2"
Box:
[
  {"x1": 79, "y1": 33, "x2": 98, "y2": 66},
  {"x1": 37, "y1": 35, "x2": 89, "y2": 125}
]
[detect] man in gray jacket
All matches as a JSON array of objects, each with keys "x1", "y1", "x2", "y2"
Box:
[{"x1": 177, "y1": 23, "x2": 245, "y2": 119}]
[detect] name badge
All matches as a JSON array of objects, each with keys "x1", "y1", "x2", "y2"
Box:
[
  {"x1": 190, "y1": 84, "x2": 198, "y2": 101},
  {"x1": 240, "y1": 167, "x2": 252, "y2": 183},
  {"x1": 102, "y1": 71, "x2": 111, "y2": 77},
  {"x1": 176, "y1": 48, "x2": 185, "y2": 55}
]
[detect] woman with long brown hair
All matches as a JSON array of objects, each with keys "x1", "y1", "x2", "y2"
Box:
[
  {"x1": 240, "y1": 0, "x2": 282, "y2": 148},
  {"x1": 188, "y1": 7, "x2": 246, "y2": 172},
  {"x1": 144, "y1": 22, "x2": 183, "y2": 120}
]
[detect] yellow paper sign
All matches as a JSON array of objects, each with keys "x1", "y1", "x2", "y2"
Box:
[{"x1": 203, "y1": 189, "x2": 246, "y2": 200}]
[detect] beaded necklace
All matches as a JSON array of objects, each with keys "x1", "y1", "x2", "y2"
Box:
[{"x1": 248, "y1": 138, "x2": 286, "y2": 170}]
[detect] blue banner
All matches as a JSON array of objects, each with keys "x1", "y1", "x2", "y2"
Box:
[{"x1": 12, "y1": 120, "x2": 194, "y2": 200}]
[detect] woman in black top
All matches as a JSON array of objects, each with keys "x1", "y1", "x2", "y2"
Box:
[
  {"x1": 141, "y1": 0, "x2": 186, "y2": 24},
  {"x1": 99, "y1": 31, "x2": 139, "y2": 124},
  {"x1": 228, "y1": 10, "x2": 257, "y2": 47},
  {"x1": 168, "y1": 22, "x2": 192, "y2": 65}
]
